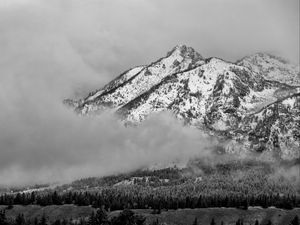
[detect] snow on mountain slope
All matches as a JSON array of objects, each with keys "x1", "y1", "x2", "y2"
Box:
[
  {"x1": 75, "y1": 45, "x2": 204, "y2": 114},
  {"x1": 64, "y1": 66, "x2": 145, "y2": 110},
  {"x1": 237, "y1": 53, "x2": 300, "y2": 86},
  {"x1": 117, "y1": 58, "x2": 291, "y2": 130},
  {"x1": 66, "y1": 45, "x2": 300, "y2": 159},
  {"x1": 226, "y1": 93, "x2": 300, "y2": 160},
  {"x1": 63, "y1": 66, "x2": 144, "y2": 108},
  {"x1": 85, "y1": 66, "x2": 145, "y2": 102}
]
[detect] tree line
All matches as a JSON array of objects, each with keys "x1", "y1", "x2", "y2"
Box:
[{"x1": 0, "y1": 190, "x2": 299, "y2": 211}]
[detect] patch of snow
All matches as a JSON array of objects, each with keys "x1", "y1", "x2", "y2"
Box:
[{"x1": 282, "y1": 97, "x2": 296, "y2": 108}]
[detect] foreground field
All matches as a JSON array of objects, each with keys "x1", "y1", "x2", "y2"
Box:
[
  {"x1": 1, "y1": 205, "x2": 299, "y2": 225},
  {"x1": 140, "y1": 208, "x2": 300, "y2": 225}
]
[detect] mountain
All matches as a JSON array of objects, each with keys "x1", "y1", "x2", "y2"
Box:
[
  {"x1": 71, "y1": 45, "x2": 204, "y2": 114},
  {"x1": 237, "y1": 53, "x2": 300, "y2": 86},
  {"x1": 226, "y1": 92, "x2": 300, "y2": 159},
  {"x1": 65, "y1": 45, "x2": 300, "y2": 160}
]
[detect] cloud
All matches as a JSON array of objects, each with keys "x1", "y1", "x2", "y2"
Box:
[
  {"x1": 0, "y1": 0, "x2": 299, "y2": 186},
  {"x1": 0, "y1": 105, "x2": 214, "y2": 186}
]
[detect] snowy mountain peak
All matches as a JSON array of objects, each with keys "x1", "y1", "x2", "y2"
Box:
[
  {"x1": 166, "y1": 44, "x2": 203, "y2": 61},
  {"x1": 72, "y1": 45, "x2": 205, "y2": 115},
  {"x1": 66, "y1": 46, "x2": 300, "y2": 159}
]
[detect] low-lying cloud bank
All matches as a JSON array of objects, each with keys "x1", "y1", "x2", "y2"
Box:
[
  {"x1": 0, "y1": 105, "x2": 215, "y2": 186},
  {"x1": 0, "y1": 0, "x2": 299, "y2": 186}
]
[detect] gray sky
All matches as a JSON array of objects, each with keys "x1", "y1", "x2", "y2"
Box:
[{"x1": 0, "y1": 0, "x2": 299, "y2": 186}]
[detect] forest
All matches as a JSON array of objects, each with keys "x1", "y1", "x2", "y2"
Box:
[{"x1": 0, "y1": 159, "x2": 299, "y2": 225}]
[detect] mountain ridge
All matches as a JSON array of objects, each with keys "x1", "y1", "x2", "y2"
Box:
[
  {"x1": 65, "y1": 45, "x2": 300, "y2": 160},
  {"x1": 72, "y1": 45, "x2": 204, "y2": 115}
]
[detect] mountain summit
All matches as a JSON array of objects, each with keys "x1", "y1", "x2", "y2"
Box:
[
  {"x1": 65, "y1": 45, "x2": 300, "y2": 160},
  {"x1": 71, "y1": 44, "x2": 204, "y2": 114}
]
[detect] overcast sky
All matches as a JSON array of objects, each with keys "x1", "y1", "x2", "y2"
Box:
[{"x1": 0, "y1": 0, "x2": 299, "y2": 186}]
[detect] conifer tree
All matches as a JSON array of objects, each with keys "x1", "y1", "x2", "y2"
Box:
[
  {"x1": 95, "y1": 206, "x2": 109, "y2": 225},
  {"x1": 192, "y1": 217, "x2": 198, "y2": 225},
  {"x1": 290, "y1": 216, "x2": 299, "y2": 225},
  {"x1": 0, "y1": 210, "x2": 8, "y2": 225},
  {"x1": 88, "y1": 212, "x2": 95, "y2": 225},
  {"x1": 34, "y1": 217, "x2": 38, "y2": 225},
  {"x1": 236, "y1": 219, "x2": 244, "y2": 225},
  {"x1": 266, "y1": 220, "x2": 272, "y2": 225},
  {"x1": 15, "y1": 214, "x2": 25, "y2": 225},
  {"x1": 53, "y1": 220, "x2": 61, "y2": 225},
  {"x1": 39, "y1": 214, "x2": 47, "y2": 225},
  {"x1": 151, "y1": 219, "x2": 159, "y2": 225},
  {"x1": 61, "y1": 219, "x2": 68, "y2": 225}
]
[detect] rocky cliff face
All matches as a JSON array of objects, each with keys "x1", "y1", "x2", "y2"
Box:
[{"x1": 65, "y1": 45, "x2": 300, "y2": 159}]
